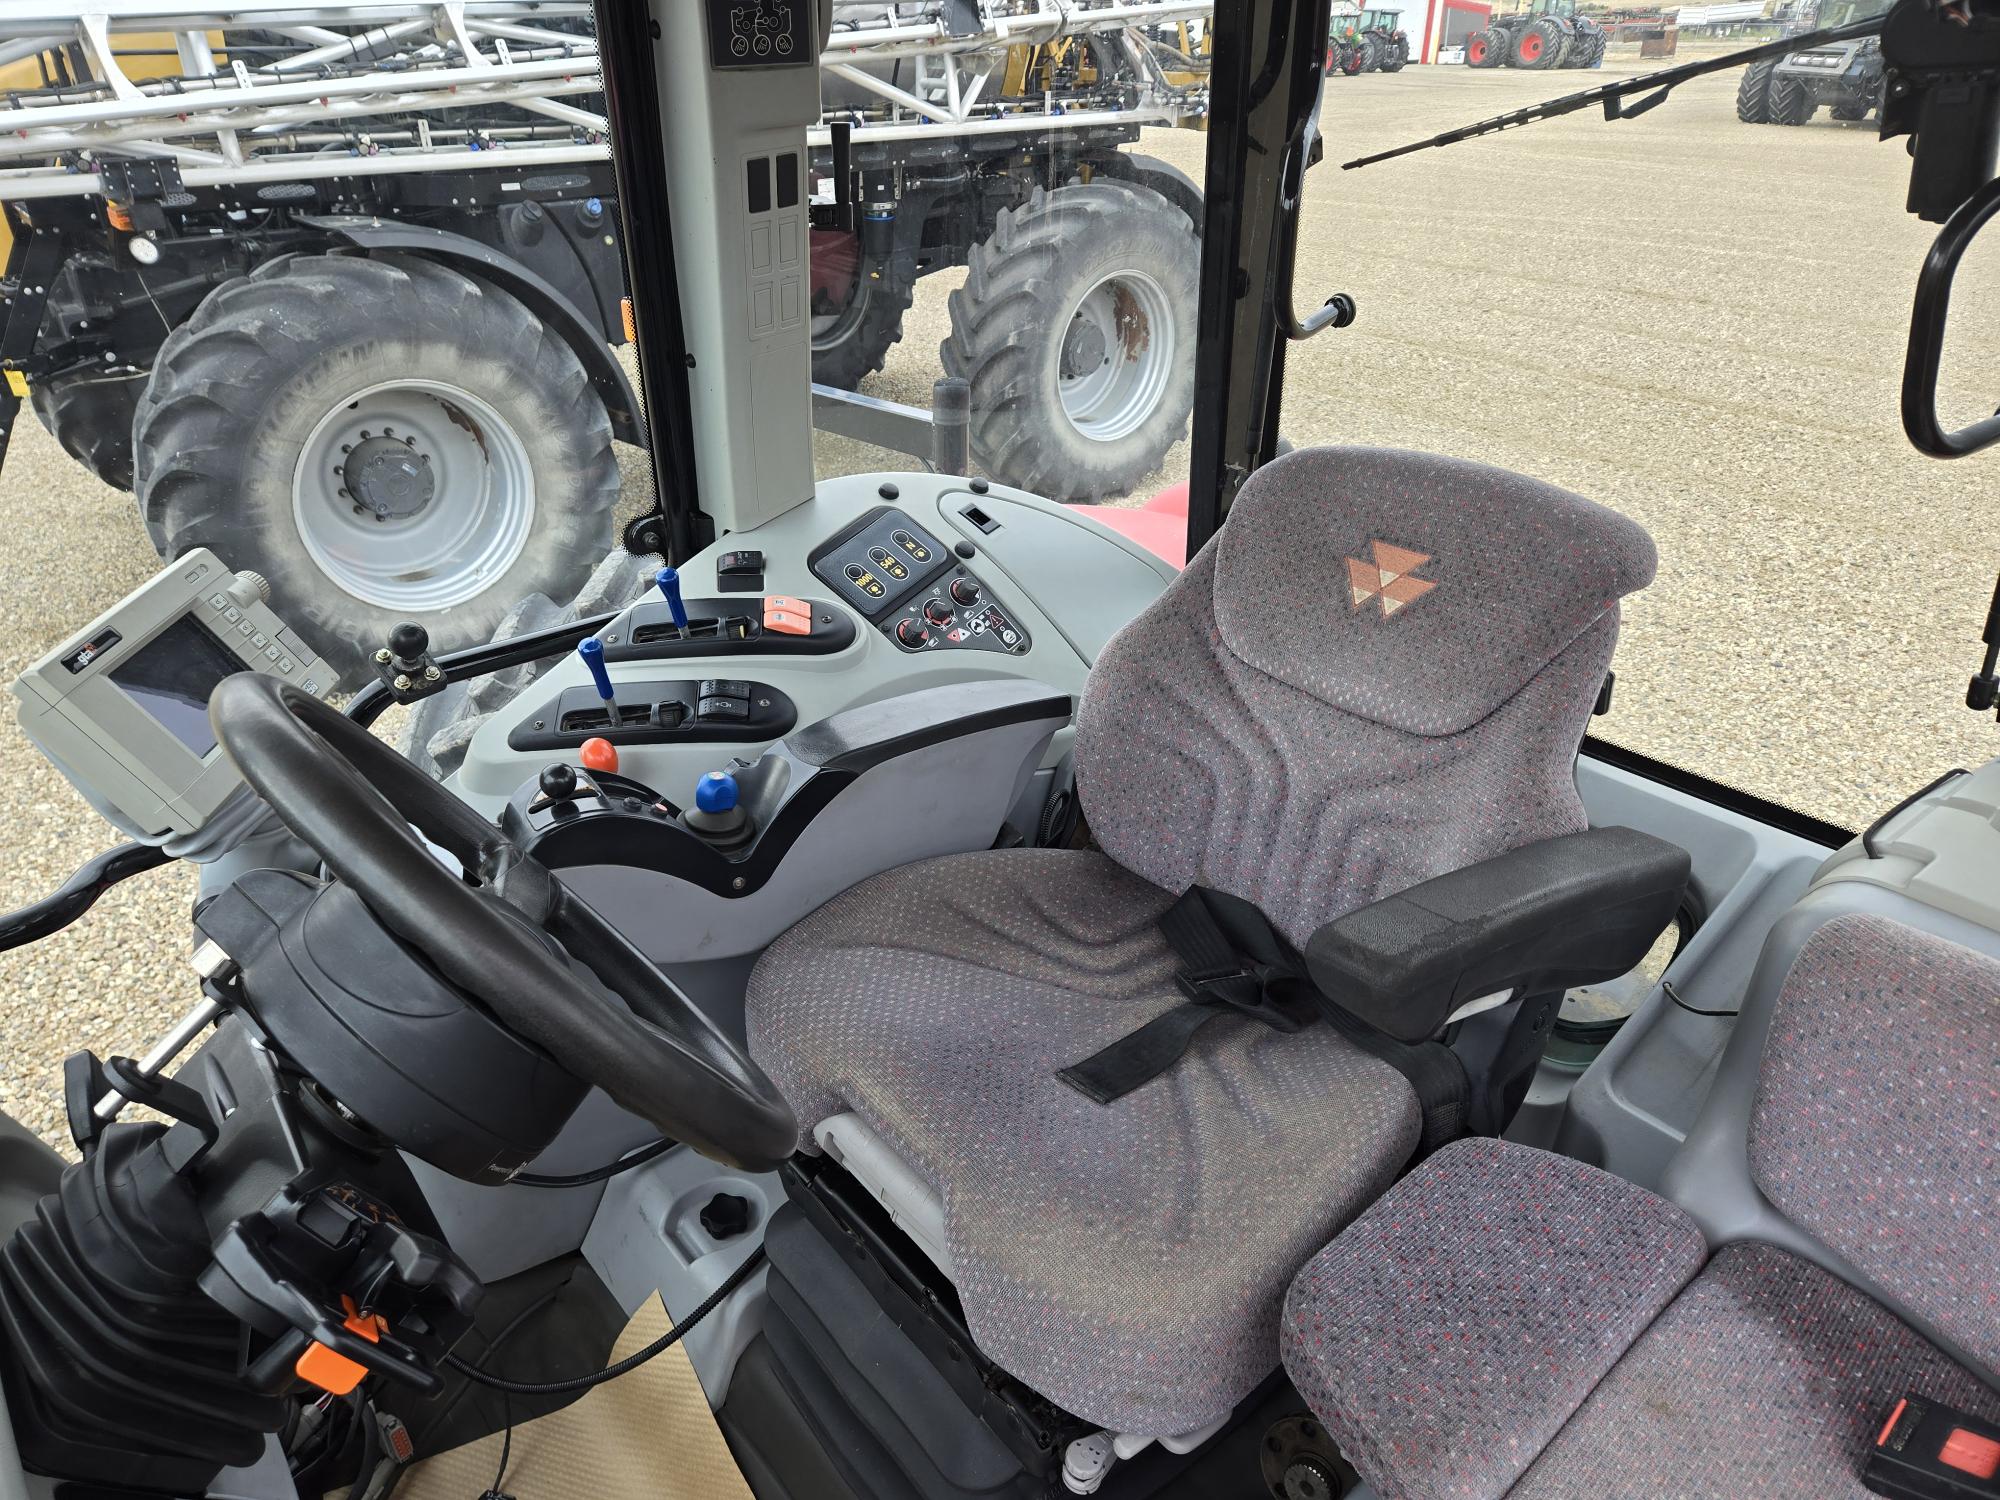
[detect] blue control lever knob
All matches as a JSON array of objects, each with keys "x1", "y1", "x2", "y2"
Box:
[
  {"x1": 695, "y1": 770, "x2": 738, "y2": 813},
  {"x1": 578, "y1": 636, "x2": 615, "y2": 703},
  {"x1": 656, "y1": 566, "x2": 689, "y2": 631}
]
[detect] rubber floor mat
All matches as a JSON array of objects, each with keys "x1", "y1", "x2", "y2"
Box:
[{"x1": 392, "y1": 1296, "x2": 753, "y2": 1500}]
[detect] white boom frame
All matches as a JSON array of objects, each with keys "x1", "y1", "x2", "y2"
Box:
[{"x1": 0, "y1": 1, "x2": 1211, "y2": 202}]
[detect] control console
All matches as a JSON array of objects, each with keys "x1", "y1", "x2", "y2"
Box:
[{"x1": 809, "y1": 505, "x2": 1029, "y2": 656}]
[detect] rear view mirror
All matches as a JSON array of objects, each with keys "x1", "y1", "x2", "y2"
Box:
[{"x1": 1903, "y1": 175, "x2": 2000, "y2": 458}]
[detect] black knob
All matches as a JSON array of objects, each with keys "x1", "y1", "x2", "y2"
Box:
[
  {"x1": 950, "y1": 577, "x2": 981, "y2": 606},
  {"x1": 699, "y1": 1192, "x2": 752, "y2": 1239},
  {"x1": 388, "y1": 621, "x2": 429, "y2": 661},
  {"x1": 923, "y1": 598, "x2": 953, "y2": 626},
  {"x1": 538, "y1": 763, "x2": 578, "y2": 801},
  {"x1": 896, "y1": 618, "x2": 930, "y2": 648}
]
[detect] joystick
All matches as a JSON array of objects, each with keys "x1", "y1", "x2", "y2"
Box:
[
  {"x1": 538, "y1": 762, "x2": 578, "y2": 802},
  {"x1": 656, "y1": 567, "x2": 689, "y2": 633},
  {"x1": 684, "y1": 769, "x2": 753, "y2": 848}
]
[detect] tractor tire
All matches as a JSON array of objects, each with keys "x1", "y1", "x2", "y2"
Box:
[
  {"x1": 1736, "y1": 59, "x2": 1777, "y2": 122},
  {"x1": 1339, "y1": 43, "x2": 1366, "y2": 75},
  {"x1": 1572, "y1": 25, "x2": 1606, "y2": 67},
  {"x1": 1359, "y1": 35, "x2": 1382, "y2": 70},
  {"x1": 132, "y1": 254, "x2": 621, "y2": 688},
  {"x1": 1465, "y1": 29, "x2": 1502, "y2": 66},
  {"x1": 942, "y1": 180, "x2": 1197, "y2": 504},
  {"x1": 1080, "y1": 150, "x2": 1205, "y2": 241},
  {"x1": 1768, "y1": 75, "x2": 1814, "y2": 125},
  {"x1": 30, "y1": 369, "x2": 144, "y2": 492},
  {"x1": 1380, "y1": 36, "x2": 1409, "y2": 71},
  {"x1": 810, "y1": 270, "x2": 914, "y2": 389},
  {"x1": 1512, "y1": 19, "x2": 1564, "y2": 68}
]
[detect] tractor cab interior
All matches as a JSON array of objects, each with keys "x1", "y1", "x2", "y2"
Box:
[{"x1": 3, "y1": 3, "x2": 2000, "y2": 1500}]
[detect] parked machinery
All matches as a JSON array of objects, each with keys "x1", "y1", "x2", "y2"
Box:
[
  {"x1": 1736, "y1": 0, "x2": 1889, "y2": 124},
  {"x1": 0, "y1": 2, "x2": 1211, "y2": 684},
  {"x1": 1329, "y1": 5, "x2": 1412, "y2": 72},
  {"x1": 1466, "y1": 0, "x2": 1608, "y2": 68}
]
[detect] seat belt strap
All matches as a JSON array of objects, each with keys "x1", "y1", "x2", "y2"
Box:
[
  {"x1": 1058, "y1": 887, "x2": 1470, "y2": 1145},
  {"x1": 1057, "y1": 888, "x2": 1315, "y2": 1105}
]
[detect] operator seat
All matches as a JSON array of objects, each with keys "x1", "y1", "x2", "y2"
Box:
[
  {"x1": 1281, "y1": 913, "x2": 2000, "y2": 1499},
  {"x1": 745, "y1": 447, "x2": 1659, "y2": 1441}
]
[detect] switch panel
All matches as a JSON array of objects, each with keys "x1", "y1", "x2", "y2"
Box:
[
  {"x1": 809, "y1": 507, "x2": 953, "y2": 619},
  {"x1": 506, "y1": 678, "x2": 796, "y2": 753},
  {"x1": 809, "y1": 506, "x2": 1029, "y2": 657}
]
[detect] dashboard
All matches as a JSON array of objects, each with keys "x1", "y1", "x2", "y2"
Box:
[{"x1": 449, "y1": 471, "x2": 1179, "y2": 822}]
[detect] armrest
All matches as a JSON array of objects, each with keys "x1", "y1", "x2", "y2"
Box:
[
  {"x1": 785, "y1": 679, "x2": 1072, "y2": 774},
  {"x1": 1281, "y1": 1138, "x2": 1706, "y2": 1500},
  {"x1": 1305, "y1": 825, "x2": 1691, "y2": 1043}
]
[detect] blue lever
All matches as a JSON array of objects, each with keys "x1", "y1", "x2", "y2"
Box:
[
  {"x1": 656, "y1": 566, "x2": 688, "y2": 631},
  {"x1": 695, "y1": 770, "x2": 738, "y2": 814},
  {"x1": 578, "y1": 636, "x2": 615, "y2": 705}
]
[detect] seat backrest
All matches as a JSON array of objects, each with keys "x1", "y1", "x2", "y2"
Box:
[
  {"x1": 1073, "y1": 446, "x2": 1658, "y2": 946},
  {"x1": 1741, "y1": 913, "x2": 2000, "y2": 1378}
]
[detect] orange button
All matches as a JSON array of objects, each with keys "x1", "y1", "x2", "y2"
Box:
[
  {"x1": 296, "y1": 1295, "x2": 386, "y2": 1396},
  {"x1": 1941, "y1": 1428, "x2": 2000, "y2": 1480},
  {"x1": 764, "y1": 608, "x2": 812, "y2": 637},
  {"x1": 579, "y1": 737, "x2": 619, "y2": 773},
  {"x1": 763, "y1": 594, "x2": 809, "y2": 616}
]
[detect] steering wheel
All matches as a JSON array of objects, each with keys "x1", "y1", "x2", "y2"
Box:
[{"x1": 208, "y1": 674, "x2": 797, "y2": 1173}]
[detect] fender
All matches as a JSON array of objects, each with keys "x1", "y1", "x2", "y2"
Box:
[{"x1": 300, "y1": 214, "x2": 647, "y2": 447}]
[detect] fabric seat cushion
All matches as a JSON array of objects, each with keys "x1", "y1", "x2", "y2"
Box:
[
  {"x1": 1509, "y1": 1242, "x2": 2000, "y2": 1500},
  {"x1": 1749, "y1": 913, "x2": 2000, "y2": 1377},
  {"x1": 1280, "y1": 1137, "x2": 1707, "y2": 1500},
  {"x1": 746, "y1": 846, "x2": 1421, "y2": 1438}
]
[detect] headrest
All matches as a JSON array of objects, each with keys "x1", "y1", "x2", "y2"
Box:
[{"x1": 1211, "y1": 448, "x2": 1656, "y2": 736}]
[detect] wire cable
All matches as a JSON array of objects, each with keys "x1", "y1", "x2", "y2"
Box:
[
  {"x1": 508, "y1": 1138, "x2": 673, "y2": 1188},
  {"x1": 1662, "y1": 980, "x2": 1739, "y2": 1019},
  {"x1": 445, "y1": 1247, "x2": 765, "y2": 1397}
]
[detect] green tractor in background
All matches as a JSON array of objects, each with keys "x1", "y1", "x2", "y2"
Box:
[
  {"x1": 1329, "y1": 4, "x2": 1413, "y2": 73},
  {"x1": 1466, "y1": 0, "x2": 1607, "y2": 68}
]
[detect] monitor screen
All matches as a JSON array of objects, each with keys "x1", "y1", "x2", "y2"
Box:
[{"x1": 109, "y1": 615, "x2": 244, "y2": 758}]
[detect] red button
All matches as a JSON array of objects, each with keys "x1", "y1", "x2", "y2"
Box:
[
  {"x1": 1941, "y1": 1428, "x2": 2000, "y2": 1480},
  {"x1": 764, "y1": 608, "x2": 812, "y2": 637},
  {"x1": 763, "y1": 594, "x2": 809, "y2": 616}
]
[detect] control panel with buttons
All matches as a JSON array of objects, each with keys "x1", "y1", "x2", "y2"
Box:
[
  {"x1": 505, "y1": 676, "x2": 797, "y2": 753},
  {"x1": 602, "y1": 593, "x2": 856, "y2": 663},
  {"x1": 809, "y1": 506, "x2": 1029, "y2": 656}
]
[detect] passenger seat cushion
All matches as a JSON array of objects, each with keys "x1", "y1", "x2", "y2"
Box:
[
  {"x1": 1279, "y1": 1138, "x2": 1705, "y2": 1500},
  {"x1": 1509, "y1": 1243, "x2": 2000, "y2": 1500},
  {"x1": 747, "y1": 847, "x2": 1422, "y2": 1439},
  {"x1": 1749, "y1": 914, "x2": 2000, "y2": 1378}
]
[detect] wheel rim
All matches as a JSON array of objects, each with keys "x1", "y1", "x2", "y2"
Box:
[
  {"x1": 1520, "y1": 33, "x2": 1541, "y2": 59},
  {"x1": 293, "y1": 380, "x2": 535, "y2": 613},
  {"x1": 1055, "y1": 269, "x2": 1177, "y2": 443}
]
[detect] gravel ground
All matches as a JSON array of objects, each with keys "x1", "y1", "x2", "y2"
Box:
[{"x1": 3, "y1": 54, "x2": 1996, "y2": 1152}]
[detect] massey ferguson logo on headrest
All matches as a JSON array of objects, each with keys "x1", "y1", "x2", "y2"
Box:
[{"x1": 1346, "y1": 541, "x2": 1435, "y2": 618}]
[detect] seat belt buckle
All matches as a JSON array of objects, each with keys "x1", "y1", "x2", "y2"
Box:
[
  {"x1": 1173, "y1": 968, "x2": 1311, "y2": 1033},
  {"x1": 1866, "y1": 1395, "x2": 2000, "y2": 1498}
]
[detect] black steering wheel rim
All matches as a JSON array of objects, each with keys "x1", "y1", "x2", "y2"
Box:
[{"x1": 209, "y1": 674, "x2": 796, "y2": 1173}]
